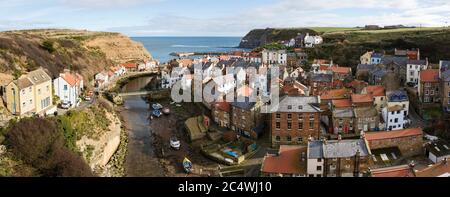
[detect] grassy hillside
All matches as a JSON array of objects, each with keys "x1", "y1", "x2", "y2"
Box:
[
  {"x1": 307, "y1": 27, "x2": 450, "y2": 68},
  {"x1": 0, "y1": 29, "x2": 151, "y2": 84},
  {"x1": 239, "y1": 28, "x2": 317, "y2": 48}
]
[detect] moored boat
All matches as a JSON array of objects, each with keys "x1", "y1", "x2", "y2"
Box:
[{"x1": 183, "y1": 158, "x2": 193, "y2": 174}]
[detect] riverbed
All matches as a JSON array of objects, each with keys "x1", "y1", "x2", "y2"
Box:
[{"x1": 120, "y1": 76, "x2": 165, "y2": 177}]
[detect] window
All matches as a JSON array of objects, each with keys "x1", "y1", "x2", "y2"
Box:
[
  {"x1": 38, "y1": 89, "x2": 41, "y2": 95},
  {"x1": 64, "y1": 85, "x2": 68, "y2": 91},
  {"x1": 287, "y1": 105, "x2": 292, "y2": 110},
  {"x1": 394, "y1": 118, "x2": 398, "y2": 123},
  {"x1": 276, "y1": 113, "x2": 281, "y2": 119},
  {"x1": 287, "y1": 136, "x2": 292, "y2": 142},
  {"x1": 298, "y1": 137, "x2": 303, "y2": 142},
  {"x1": 46, "y1": 85, "x2": 49, "y2": 92},
  {"x1": 287, "y1": 114, "x2": 292, "y2": 119},
  {"x1": 309, "y1": 121, "x2": 314, "y2": 129},
  {"x1": 275, "y1": 136, "x2": 281, "y2": 142},
  {"x1": 22, "y1": 102, "x2": 25, "y2": 107},
  {"x1": 298, "y1": 121, "x2": 303, "y2": 130},
  {"x1": 317, "y1": 158, "x2": 322, "y2": 162},
  {"x1": 22, "y1": 90, "x2": 25, "y2": 95},
  {"x1": 29, "y1": 99, "x2": 32, "y2": 104},
  {"x1": 276, "y1": 122, "x2": 281, "y2": 129},
  {"x1": 317, "y1": 166, "x2": 322, "y2": 171},
  {"x1": 298, "y1": 105, "x2": 303, "y2": 110},
  {"x1": 287, "y1": 122, "x2": 292, "y2": 130}
]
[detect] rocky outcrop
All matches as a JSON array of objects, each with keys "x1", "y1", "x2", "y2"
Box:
[
  {"x1": 0, "y1": 29, "x2": 152, "y2": 82},
  {"x1": 239, "y1": 28, "x2": 317, "y2": 48}
]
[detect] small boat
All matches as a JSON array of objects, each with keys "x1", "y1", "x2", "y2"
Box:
[
  {"x1": 152, "y1": 110, "x2": 162, "y2": 117},
  {"x1": 162, "y1": 107, "x2": 171, "y2": 115},
  {"x1": 152, "y1": 103, "x2": 163, "y2": 110},
  {"x1": 183, "y1": 158, "x2": 193, "y2": 174}
]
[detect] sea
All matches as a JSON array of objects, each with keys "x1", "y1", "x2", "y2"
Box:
[{"x1": 131, "y1": 37, "x2": 246, "y2": 63}]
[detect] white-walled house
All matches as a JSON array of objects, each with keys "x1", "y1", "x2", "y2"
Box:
[
  {"x1": 304, "y1": 33, "x2": 323, "y2": 48},
  {"x1": 382, "y1": 105, "x2": 409, "y2": 131},
  {"x1": 406, "y1": 59, "x2": 428, "y2": 85},
  {"x1": 425, "y1": 140, "x2": 450, "y2": 164},
  {"x1": 262, "y1": 49, "x2": 287, "y2": 66},
  {"x1": 53, "y1": 72, "x2": 84, "y2": 108},
  {"x1": 95, "y1": 71, "x2": 109, "y2": 88}
]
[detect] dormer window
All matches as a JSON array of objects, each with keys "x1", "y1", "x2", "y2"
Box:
[
  {"x1": 299, "y1": 105, "x2": 303, "y2": 110},
  {"x1": 288, "y1": 105, "x2": 292, "y2": 110}
]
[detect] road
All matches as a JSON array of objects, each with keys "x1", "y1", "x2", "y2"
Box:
[{"x1": 408, "y1": 103, "x2": 427, "y2": 129}]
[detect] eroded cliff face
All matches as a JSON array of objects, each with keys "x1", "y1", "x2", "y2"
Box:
[{"x1": 0, "y1": 29, "x2": 152, "y2": 83}]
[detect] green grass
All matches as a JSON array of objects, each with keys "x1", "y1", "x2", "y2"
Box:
[{"x1": 308, "y1": 27, "x2": 361, "y2": 34}]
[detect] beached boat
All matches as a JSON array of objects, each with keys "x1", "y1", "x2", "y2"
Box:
[
  {"x1": 162, "y1": 107, "x2": 171, "y2": 115},
  {"x1": 152, "y1": 103, "x2": 163, "y2": 110},
  {"x1": 183, "y1": 158, "x2": 193, "y2": 173},
  {"x1": 152, "y1": 110, "x2": 162, "y2": 117}
]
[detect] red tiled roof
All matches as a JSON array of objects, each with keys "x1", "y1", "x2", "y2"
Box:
[
  {"x1": 331, "y1": 66, "x2": 352, "y2": 74},
  {"x1": 62, "y1": 72, "x2": 83, "y2": 86},
  {"x1": 122, "y1": 63, "x2": 138, "y2": 69},
  {"x1": 262, "y1": 146, "x2": 307, "y2": 175},
  {"x1": 214, "y1": 102, "x2": 231, "y2": 113},
  {"x1": 371, "y1": 165, "x2": 415, "y2": 177},
  {"x1": 332, "y1": 99, "x2": 352, "y2": 108},
  {"x1": 420, "y1": 69, "x2": 439, "y2": 82},
  {"x1": 320, "y1": 88, "x2": 351, "y2": 100},
  {"x1": 178, "y1": 59, "x2": 193, "y2": 66},
  {"x1": 365, "y1": 128, "x2": 423, "y2": 141},
  {"x1": 366, "y1": 85, "x2": 386, "y2": 97},
  {"x1": 352, "y1": 94, "x2": 373, "y2": 103}
]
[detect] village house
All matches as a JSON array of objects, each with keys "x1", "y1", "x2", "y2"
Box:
[
  {"x1": 261, "y1": 49, "x2": 287, "y2": 66},
  {"x1": 271, "y1": 96, "x2": 321, "y2": 147},
  {"x1": 138, "y1": 60, "x2": 159, "y2": 71},
  {"x1": 346, "y1": 80, "x2": 368, "y2": 94},
  {"x1": 53, "y1": 71, "x2": 84, "y2": 108},
  {"x1": 382, "y1": 105, "x2": 409, "y2": 131},
  {"x1": 231, "y1": 97, "x2": 263, "y2": 140},
  {"x1": 406, "y1": 59, "x2": 428, "y2": 85},
  {"x1": 94, "y1": 71, "x2": 110, "y2": 88},
  {"x1": 5, "y1": 68, "x2": 53, "y2": 116},
  {"x1": 354, "y1": 107, "x2": 381, "y2": 133},
  {"x1": 370, "y1": 53, "x2": 383, "y2": 65},
  {"x1": 439, "y1": 60, "x2": 450, "y2": 73},
  {"x1": 243, "y1": 52, "x2": 262, "y2": 63},
  {"x1": 212, "y1": 102, "x2": 231, "y2": 128},
  {"x1": 332, "y1": 108, "x2": 355, "y2": 135},
  {"x1": 386, "y1": 90, "x2": 410, "y2": 116},
  {"x1": 360, "y1": 51, "x2": 373, "y2": 65},
  {"x1": 425, "y1": 140, "x2": 450, "y2": 164},
  {"x1": 281, "y1": 78, "x2": 309, "y2": 96},
  {"x1": 304, "y1": 33, "x2": 323, "y2": 48},
  {"x1": 394, "y1": 48, "x2": 420, "y2": 60},
  {"x1": 121, "y1": 63, "x2": 138, "y2": 72},
  {"x1": 382, "y1": 56, "x2": 409, "y2": 85},
  {"x1": 362, "y1": 85, "x2": 387, "y2": 111},
  {"x1": 261, "y1": 145, "x2": 307, "y2": 177},
  {"x1": 364, "y1": 128, "x2": 423, "y2": 158},
  {"x1": 440, "y1": 69, "x2": 450, "y2": 113},
  {"x1": 308, "y1": 73, "x2": 333, "y2": 96},
  {"x1": 418, "y1": 69, "x2": 440, "y2": 104},
  {"x1": 311, "y1": 59, "x2": 332, "y2": 74},
  {"x1": 307, "y1": 138, "x2": 371, "y2": 177}
]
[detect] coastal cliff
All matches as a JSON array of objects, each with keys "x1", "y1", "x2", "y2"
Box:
[
  {"x1": 0, "y1": 29, "x2": 152, "y2": 84},
  {"x1": 239, "y1": 28, "x2": 317, "y2": 48}
]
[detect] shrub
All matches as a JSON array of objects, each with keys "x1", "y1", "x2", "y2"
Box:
[
  {"x1": 6, "y1": 118, "x2": 93, "y2": 177},
  {"x1": 41, "y1": 40, "x2": 56, "y2": 53}
]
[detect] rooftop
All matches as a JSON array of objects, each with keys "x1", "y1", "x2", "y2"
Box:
[
  {"x1": 425, "y1": 140, "x2": 450, "y2": 158},
  {"x1": 365, "y1": 128, "x2": 423, "y2": 141},
  {"x1": 333, "y1": 108, "x2": 355, "y2": 118},
  {"x1": 352, "y1": 94, "x2": 374, "y2": 103},
  {"x1": 261, "y1": 146, "x2": 307, "y2": 175},
  {"x1": 354, "y1": 107, "x2": 378, "y2": 118},
  {"x1": 371, "y1": 165, "x2": 415, "y2": 177},
  {"x1": 26, "y1": 68, "x2": 52, "y2": 85},
  {"x1": 420, "y1": 69, "x2": 439, "y2": 83},
  {"x1": 387, "y1": 90, "x2": 409, "y2": 102},
  {"x1": 272, "y1": 96, "x2": 321, "y2": 113},
  {"x1": 331, "y1": 66, "x2": 352, "y2": 74},
  {"x1": 415, "y1": 161, "x2": 450, "y2": 177},
  {"x1": 320, "y1": 88, "x2": 352, "y2": 100},
  {"x1": 366, "y1": 85, "x2": 385, "y2": 97},
  {"x1": 322, "y1": 139, "x2": 370, "y2": 158},
  {"x1": 214, "y1": 102, "x2": 231, "y2": 113},
  {"x1": 332, "y1": 99, "x2": 352, "y2": 109},
  {"x1": 309, "y1": 73, "x2": 333, "y2": 83}
]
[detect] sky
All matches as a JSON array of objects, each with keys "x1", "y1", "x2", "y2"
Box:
[{"x1": 1, "y1": 0, "x2": 450, "y2": 36}]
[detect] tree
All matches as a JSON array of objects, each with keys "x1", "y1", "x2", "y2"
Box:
[{"x1": 41, "y1": 40, "x2": 56, "y2": 53}]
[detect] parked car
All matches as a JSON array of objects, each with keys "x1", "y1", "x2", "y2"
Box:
[
  {"x1": 170, "y1": 137, "x2": 181, "y2": 150},
  {"x1": 60, "y1": 101, "x2": 71, "y2": 109}
]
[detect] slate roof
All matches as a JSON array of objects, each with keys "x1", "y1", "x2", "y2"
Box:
[
  {"x1": 381, "y1": 56, "x2": 408, "y2": 67},
  {"x1": 369, "y1": 68, "x2": 387, "y2": 78},
  {"x1": 354, "y1": 107, "x2": 378, "y2": 118},
  {"x1": 308, "y1": 141, "x2": 324, "y2": 159},
  {"x1": 310, "y1": 73, "x2": 333, "y2": 82},
  {"x1": 387, "y1": 90, "x2": 409, "y2": 102},
  {"x1": 357, "y1": 64, "x2": 374, "y2": 71},
  {"x1": 15, "y1": 77, "x2": 33, "y2": 89},
  {"x1": 441, "y1": 70, "x2": 450, "y2": 81},
  {"x1": 27, "y1": 68, "x2": 51, "y2": 85},
  {"x1": 372, "y1": 53, "x2": 383, "y2": 58},
  {"x1": 324, "y1": 140, "x2": 370, "y2": 158},
  {"x1": 425, "y1": 140, "x2": 450, "y2": 158},
  {"x1": 231, "y1": 97, "x2": 256, "y2": 110},
  {"x1": 272, "y1": 96, "x2": 321, "y2": 113}
]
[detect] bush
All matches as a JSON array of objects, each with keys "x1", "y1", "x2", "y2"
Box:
[
  {"x1": 41, "y1": 40, "x2": 56, "y2": 53},
  {"x1": 6, "y1": 118, "x2": 93, "y2": 177}
]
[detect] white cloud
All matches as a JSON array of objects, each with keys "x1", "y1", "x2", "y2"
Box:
[{"x1": 59, "y1": 0, "x2": 164, "y2": 8}]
